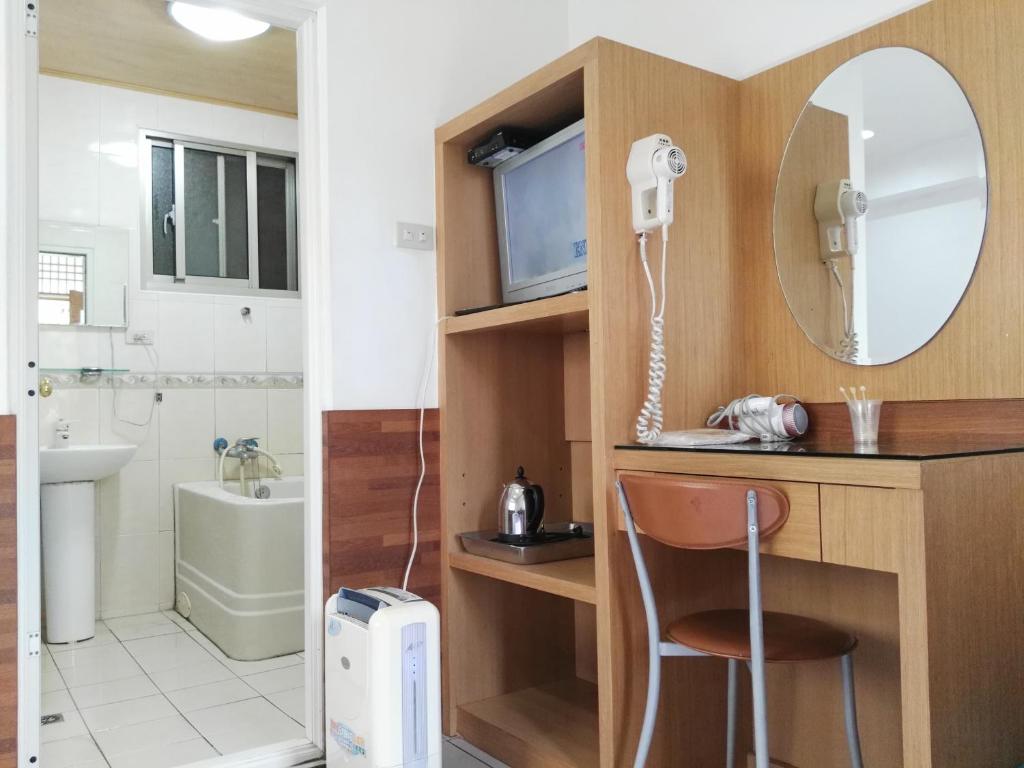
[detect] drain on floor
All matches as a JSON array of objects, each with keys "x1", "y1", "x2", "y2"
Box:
[{"x1": 40, "y1": 713, "x2": 64, "y2": 726}]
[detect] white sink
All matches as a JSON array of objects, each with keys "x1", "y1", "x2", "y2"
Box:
[{"x1": 40, "y1": 444, "x2": 137, "y2": 484}]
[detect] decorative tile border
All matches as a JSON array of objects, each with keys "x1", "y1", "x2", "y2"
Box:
[{"x1": 40, "y1": 371, "x2": 304, "y2": 389}]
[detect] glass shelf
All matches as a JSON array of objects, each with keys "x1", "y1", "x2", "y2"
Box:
[{"x1": 40, "y1": 368, "x2": 130, "y2": 373}]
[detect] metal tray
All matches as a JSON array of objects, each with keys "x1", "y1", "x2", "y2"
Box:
[{"x1": 459, "y1": 522, "x2": 594, "y2": 565}]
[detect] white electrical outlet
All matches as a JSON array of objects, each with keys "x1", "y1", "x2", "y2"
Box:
[
  {"x1": 127, "y1": 330, "x2": 154, "y2": 345},
  {"x1": 395, "y1": 222, "x2": 434, "y2": 251}
]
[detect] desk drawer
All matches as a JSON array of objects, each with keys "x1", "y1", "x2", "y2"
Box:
[{"x1": 615, "y1": 472, "x2": 821, "y2": 562}]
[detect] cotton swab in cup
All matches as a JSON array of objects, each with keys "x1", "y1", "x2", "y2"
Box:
[
  {"x1": 839, "y1": 386, "x2": 852, "y2": 404},
  {"x1": 859, "y1": 386, "x2": 867, "y2": 401}
]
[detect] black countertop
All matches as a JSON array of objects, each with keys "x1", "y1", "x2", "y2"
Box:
[{"x1": 616, "y1": 434, "x2": 1024, "y2": 461}]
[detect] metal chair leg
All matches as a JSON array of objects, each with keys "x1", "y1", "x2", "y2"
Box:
[
  {"x1": 841, "y1": 653, "x2": 864, "y2": 768},
  {"x1": 726, "y1": 658, "x2": 738, "y2": 768},
  {"x1": 618, "y1": 482, "x2": 661, "y2": 768},
  {"x1": 746, "y1": 492, "x2": 769, "y2": 768}
]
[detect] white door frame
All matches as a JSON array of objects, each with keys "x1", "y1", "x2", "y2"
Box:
[{"x1": 6, "y1": 1, "x2": 334, "y2": 765}]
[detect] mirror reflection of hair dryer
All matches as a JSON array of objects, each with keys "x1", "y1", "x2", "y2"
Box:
[
  {"x1": 814, "y1": 179, "x2": 868, "y2": 260},
  {"x1": 813, "y1": 179, "x2": 868, "y2": 363}
]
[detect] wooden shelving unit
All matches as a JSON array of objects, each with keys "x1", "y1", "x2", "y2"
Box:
[
  {"x1": 443, "y1": 291, "x2": 589, "y2": 335},
  {"x1": 436, "y1": 37, "x2": 737, "y2": 766},
  {"x1": 449, "y1": 551, "x2": 597, "y2": 604},
  {"x1": 457, "y1": 678, "x2": 599, "y2": 768}
]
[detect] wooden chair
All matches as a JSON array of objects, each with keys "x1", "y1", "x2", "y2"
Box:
[{"x1": 616, "y1": 472, "x2": 864, "y2": 768}]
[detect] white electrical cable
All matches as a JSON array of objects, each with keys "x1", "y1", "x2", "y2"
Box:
[
  {"x1": 401, "y1": 319, "x2": 438, "y2": 592},
  {"x1": 635, "y1": 227, "x2": 669, "y2": 444},
  {"x1": 109, "y1": 328, "x2": 160, "y2": 429},
  {"x1": 827, "y1": 261, "x2": 859, "y2": 362}
]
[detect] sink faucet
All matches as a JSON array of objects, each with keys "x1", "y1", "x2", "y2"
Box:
[{"x1": 54, "y1": 419, "x2": 71, "y2": 446}]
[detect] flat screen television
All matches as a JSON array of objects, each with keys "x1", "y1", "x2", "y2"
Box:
[{"x1": 493, "y1": 118, "x2": 586, "y2": 304}]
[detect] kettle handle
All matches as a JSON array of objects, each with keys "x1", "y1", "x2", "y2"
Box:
[{"x1": 525, "y1": 484, "x2": 545, "y2": 528}]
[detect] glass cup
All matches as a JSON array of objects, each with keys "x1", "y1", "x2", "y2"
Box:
[{"x1": 847, "y1": 399, "x2": 882, "y2": 444}]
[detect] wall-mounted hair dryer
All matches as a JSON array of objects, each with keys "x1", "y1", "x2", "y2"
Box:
[
  {"x1": 626, "y1": 134, "x2": 687, "y2": 233},
  {"x1": 627, "y1": 134, "x2": 686, "y2": 444},
  {"x1": 814, "y1": 179, "x2": 868, "y2": 261}
]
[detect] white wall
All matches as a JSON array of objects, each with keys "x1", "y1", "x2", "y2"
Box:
[
  {"x1": 566, "y1": 0, "x2": 934, "y2": 79},
  {"x1": 38, "y1": 76, "x2": 303, "y2": 617},
  {"x1": 326, "y1": 0, "x2": 570, "y2": 409}
]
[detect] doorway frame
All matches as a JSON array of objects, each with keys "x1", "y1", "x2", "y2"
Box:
[{"x1": 6, "y1": 1, "x2": 333, "y2": 765}]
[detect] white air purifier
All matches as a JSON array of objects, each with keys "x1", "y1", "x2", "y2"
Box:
[{"x1": 325, "y1": 587, "x2": 441, "y2": 768}]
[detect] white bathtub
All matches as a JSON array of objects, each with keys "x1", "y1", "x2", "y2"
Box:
[{"x1": 175, "y1": 476, "x2": 304, "y2": 661}]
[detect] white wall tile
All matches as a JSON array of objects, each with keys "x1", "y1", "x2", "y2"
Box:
[
  {"x1": 38, "y1": 328, "x2": 111, "y2": 370},
  {"x1": 159, "y1": 531, "x2": 175, "y2": 609},
  {"x1": 155, "y1": 95, "x2": 219, "y2": 137},
  {"x1": 39, "y1": 388, "x2": 101, "y2": 447},
  {"x1": 275, "y1": 453, "x2": 305, "y2": 477},
  {"x1": 266, "y1": 304, "x2": 302, "y2": 372},
  {"x1": 211, "y1": 103, "x2": 265, "y2": 148},
  {"x1": 99, "y1": 459, "x2": 159, "y2": 538},
  {"x1": 100, "y1": 533, "x2": 159, "y2": 618},
  {"x1": 39, "y1": 76, "x2": 100, "y2": 224},
  {"x1": 214, "y1": 297, "x2": 267, "y2": 372},
  {"x1": 99, "y1": 84, "x2": 158, "y2": 148},
  {"x1": 98, "y1": 154, "x2": 140, "y2": 230},
  {"x1": 261, "y1": 115, "x2": 299, "y2": 153},
  {"x1": 215, "y1": 389, "x2": 268, "y2": 445},
  {"x1": 158, "y1": 297, "x2": 216, "y2": 371},
  {"x1": 111, "y1": 298, "x2": 160, "y2": 372},
  {"x1": 158, "y1": 389, "x2": 215, "y2": 459},
  {"x1": 267, "y1": 389, "x2": 303, "y2": 454},
  {"x1": 159, "y1": 458, "x2": 215, "y2": 531},
  {"x1": 99, "y1": 389, "x2": 159, "y2": 461}
]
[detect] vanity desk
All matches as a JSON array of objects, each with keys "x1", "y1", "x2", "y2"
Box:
[{"x1": 612, "y1": 427, "x2": 1024, "y2": 768}]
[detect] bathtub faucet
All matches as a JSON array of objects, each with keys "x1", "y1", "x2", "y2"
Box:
[
  {"x1": 217, "y1": 437, "x2": 284, "y2": 493},
  {"x1": 226, "y1": 437, "x2": 261, "y2": 461}
]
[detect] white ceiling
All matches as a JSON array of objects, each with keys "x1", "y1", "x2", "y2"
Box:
[{"x1": 567, "y1": 0, "x2": 935, "y2": 80}]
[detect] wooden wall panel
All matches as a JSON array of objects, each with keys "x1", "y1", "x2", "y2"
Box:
[
  {"x1": 738, "y1": 0, "x2": 1024, "y2": 401},
  {"x1": 322, "y1": 410, "x2": 441, "y2": 607},
  {"x1": 0, "y1": 417, "x2": 17, "y2": 765}
]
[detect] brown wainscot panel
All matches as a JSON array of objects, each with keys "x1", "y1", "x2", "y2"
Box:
[{"x1": 322, "y1": 410, "x2": 441, "y2": 609}]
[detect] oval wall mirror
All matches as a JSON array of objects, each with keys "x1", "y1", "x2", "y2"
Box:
[{"x1": 773, "y1": 47, "x2": 987, "y2": 365}]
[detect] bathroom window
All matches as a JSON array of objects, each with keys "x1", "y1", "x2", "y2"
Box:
[
  {"x1": 38, "y1": 251, "x2": 87, "y2": 325},
  {"x1": 141, "y1": 131, "x2": 298, "y2": 296}
]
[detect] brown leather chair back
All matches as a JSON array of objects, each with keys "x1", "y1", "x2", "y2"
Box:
[{"x1": 618, "y1": 472, "x2": 789, "y2": 550}]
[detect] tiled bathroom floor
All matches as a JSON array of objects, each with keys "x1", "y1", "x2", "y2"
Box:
[{"x1": 40, "y1": 610, "x2": 306, "y2": 768}]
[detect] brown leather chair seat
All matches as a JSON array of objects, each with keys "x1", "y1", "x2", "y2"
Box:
[{"x1": 667, "y1": 609, "x2": 858, "y2": 662}]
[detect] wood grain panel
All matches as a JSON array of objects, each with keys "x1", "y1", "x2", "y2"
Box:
[
  {"x1": 0, "y1": 417, "x2": 17, "y2": 766},
  {"x1": 738, "y1": 0, "x2": 1024, "y2": 401},
  {"x1": 322, "y1": 410, "x2": 440, "y2": 607},
  {"x1": 584, "y1": 40, "x2": 745, "y2": 767},
  {"x1": 919, "y1": 454, "x2": 1024, "y2": 766},
  {"x1": 41, "y1": 0, "x2": 297, "y2": 116},
  {"x1": 804, "y1": 398, "x2": 1024, "y2": 442}
]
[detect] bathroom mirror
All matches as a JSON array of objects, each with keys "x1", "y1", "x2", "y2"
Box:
[
  {"x1": 773, "y1": 47, "x2": 987, "y2": 365},
  {"x1": 38, "y1": 222, "x2": 129, "y2": 327}
]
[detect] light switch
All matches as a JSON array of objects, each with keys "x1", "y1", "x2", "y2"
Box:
[{"x1": 395, "y1": 222, "x2": 434, "y2": 251}]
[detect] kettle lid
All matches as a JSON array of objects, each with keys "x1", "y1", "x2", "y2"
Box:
[{"x1": 509, "y1": 465, "x2": 529, "y2": 487}]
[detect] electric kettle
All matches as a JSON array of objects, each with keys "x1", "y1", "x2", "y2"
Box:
[{"x1": 497, "y1": 466, "x2": 545, "y2": 542}]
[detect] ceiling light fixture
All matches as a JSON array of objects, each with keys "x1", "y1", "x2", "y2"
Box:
[
  {"x1": 168, "y1": 2, "x2": 270, "y2": 42},
  {"x1": 861, "y1": 129, "x2": 876, "y2": 140}
]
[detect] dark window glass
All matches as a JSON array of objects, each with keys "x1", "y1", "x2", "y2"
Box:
[
  {"x1": 151, "y1": 145, "x2": 176, "y2": 276},
  {"x1": 257, "y1": 163, "x2": 293, "y2": 290}
]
